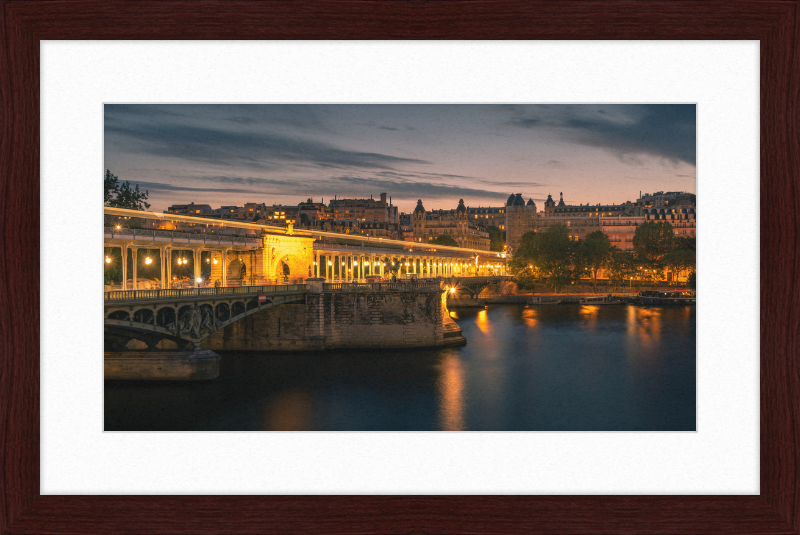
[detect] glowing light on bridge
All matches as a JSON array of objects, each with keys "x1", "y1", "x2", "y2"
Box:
[
  {"x1": 105, "y1": 256, "x2": 111, "y2": 264},
  {"x1": 145, "y1": 257, "x2": 152, "y2": 265},
  {"x1": 196, "y1": 277, "x2": 203, "y2": 284}
]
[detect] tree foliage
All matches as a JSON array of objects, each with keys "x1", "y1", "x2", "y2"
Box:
[
  {"x1": 633, "y1": 221, "x2": 674, "y2": 263},
  {"x1": 577, "y1": 230, "x2": 613, "y2": 293},
  {"x1": 428, "y1": 235, "x2": 459, "y2": 247},
  {"x1": 485, "y1": 225, "x2": 506, "y2": 252},
  {"x1": 604, "y1": 250, "x2": 640, "y2": 290},
  {"x1": 509, "y1": 225, "x2": 581, "y2": 293},
  {"x1": 104, "y1": 169, "x2": 151, "y2": 210}
]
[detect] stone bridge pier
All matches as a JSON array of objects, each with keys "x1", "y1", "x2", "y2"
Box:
[{"x1": 201, "y1": 279, "x2": 465, "y2": 352}]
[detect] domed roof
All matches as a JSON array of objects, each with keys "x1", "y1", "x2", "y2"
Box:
[
  {"x1": 506, "y1": 194, "x2": 516, "y2": 206},
  {"x1": 413, "y1": 199, "x2": 426, "y2": 214},
  {"x1": 513, "y1": 193, "x2": 525, "y2": 206},
  {"x1": 526, "y1": 198, "x2": 535, "y2": 206},
  {"x1": 456, "y1": 198, "x2": 467, "y2": 212}
]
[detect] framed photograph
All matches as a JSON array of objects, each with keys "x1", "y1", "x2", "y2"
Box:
[{"x1": 2, "y1": 1, "x2": 797, "y2": 533}]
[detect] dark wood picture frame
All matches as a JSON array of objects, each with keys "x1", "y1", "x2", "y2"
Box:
[{"x1": 1, "y1": 1, "x2": 798, "y2": 533}]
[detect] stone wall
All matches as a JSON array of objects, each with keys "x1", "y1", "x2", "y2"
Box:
[{"x1": 201, "y1": 287, "x2": 463, "y2": 352}]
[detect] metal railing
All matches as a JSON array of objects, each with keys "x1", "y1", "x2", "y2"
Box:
[
  {"x1": 312, "y1": 242, "x2": 474, "y2": 258},
  {"x1": 322, "y1": 281, "x2": 443, "y2": 292},
  {"x1": 104, "y1": 284, "x2": 307, "y2": 302},
  {"x1": 104, "y1": 227, "x2": 261, "y2": 247}
]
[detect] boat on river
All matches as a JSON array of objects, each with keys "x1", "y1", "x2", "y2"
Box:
[
  {"x1": 579, "y1": 295, "x2": 628, "y2": 305},
  {"x1": 637, "y1": 289, "x2": 696, "y2": 305},
  {"x1": 526, "y1": 296, "x2": 562, "y2": 306}
]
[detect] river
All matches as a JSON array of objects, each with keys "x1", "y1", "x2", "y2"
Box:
[{"x1": 104, "y1": 304, "x2": 696, "y2": 431}]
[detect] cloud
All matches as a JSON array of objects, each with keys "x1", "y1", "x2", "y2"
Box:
[
  {"x1": 104, "y1": 122, "x2": 431, "y2": 171},
  {"x1": 135, "y1": 181, "x2": 263, "y2": 195},
  {"x1": 327, "y1": 174, "x2": 512, "y2": 201},
  {"x1": 506, "y1": 104, "x2": 696, "y2": 166}
]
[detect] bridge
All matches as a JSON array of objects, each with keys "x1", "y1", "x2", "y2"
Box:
[
  {"x1": 104, "y1": 207, "x2": 508, "y2": 291},
  {"x1": 104, "y1": 276, "x2": 507, "y2": 353},
  {"x1": 103, "y1": 207, "x2": 510, "y2": 379}
]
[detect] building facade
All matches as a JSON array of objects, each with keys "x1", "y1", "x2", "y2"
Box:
[{"x1": 412, "y1": 199, "x2": 491, "y2": 250}]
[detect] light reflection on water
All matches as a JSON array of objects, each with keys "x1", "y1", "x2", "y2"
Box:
[
  {"x1": 437, "y1": 352, "x2": 466, "y2": 431},
  {"x1": 105, "y1": 304, "x2": 695, "y2": 431}
]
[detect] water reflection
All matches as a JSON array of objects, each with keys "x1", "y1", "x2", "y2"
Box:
[
  {"x1": 579, "y1": 305, "x2": 599, "y2": 330},
  {"x1": 262, "y1": 390, "x2": 313, "y2": 430},
  {"x1": 475, "y1": 309, "x2": 490, "y2": 333},
  {"x1": 521, "y1": 308, "x2": 538, "y2": 327},
  {"x1": 437, "y1": 351, "x2": 466, "y2": 431},
  {"x1": 106, "y1": 304, "x2": 695, "y2": 431},
  {"x1": 630, "y1": 307, "x2": 662, "y2": 348}
]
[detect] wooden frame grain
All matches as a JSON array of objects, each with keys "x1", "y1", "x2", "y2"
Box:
[{"x1": 1, "y1": 1, "x2": 798, "y2": 533}]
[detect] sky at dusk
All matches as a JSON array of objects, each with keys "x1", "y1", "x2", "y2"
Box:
[{"x1": 104, "y1": 104, "x2": 696, "y2": 213}]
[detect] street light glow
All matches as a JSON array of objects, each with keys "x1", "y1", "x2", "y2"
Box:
[
  {"x1": 145, "y1": 257, "x2": 152, "y2": 265},
  {"x1": 105, "y1": 256, "x2": 111, "y2": 264},
  {"x1": 196, "y1": 277, "x2": 202, "y2": 284}
]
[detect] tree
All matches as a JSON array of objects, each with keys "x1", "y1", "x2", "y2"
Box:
[
  {"x1": 632, "y1": 221, "x2": 675, "y2": 283},
  {"x1": 675, "y1": 236, "x2": 696, "y2": 251},
  {"x1": 428, "y1": 235, "x2": 459, "y2": 247},
  {"x1": 633, "y1": 221, "x2": 674, "y2": 263},
  {"x1": 485, "y1": 225, "x2": 506, "y2": 252},
  {"x1": 510, "y1": 225, "x2": 580, "y2": 293},
  {"x1": 104, "y1": 169, "x2": 151, "y2": 210},
  {"x1": 663, "y1": 247, "x2": 696, "y2": 286},
  {"x1": 605, "y1": 250, "x2": 640, "y2": 290},
  {"x1": 578, "y1": 230, "x2": 613, "y2": 293}
]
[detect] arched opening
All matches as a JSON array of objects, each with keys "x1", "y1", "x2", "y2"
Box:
[
  {"x1": 231, "y1": 301, "x2": 246, "y2": 317},
  {"x1": 133, "y1": 309, "x2": 154, "y2": 324},
  {"x1": 215, "y1": 303, "x2": 230, "y2": 322},
  {"x1": 246, "y1": 299, "x2": 259, "y2": 311},
  {"x1": 108, "y1": 310, "x2": 130, "y2": 321},
  {"x1": 157, "y1": 307, "x2": 176, "y2": 328},
  {"x1": 274, "y1": 253, "x2": 306, "y2": 285},
  {"x1": 226, "y1": 257, "x2": 248, "y2": 287}
]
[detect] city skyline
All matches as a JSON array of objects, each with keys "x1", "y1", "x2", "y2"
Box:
[{"x1": 104, "y1": 104, "x2": 696, "y2": 213}]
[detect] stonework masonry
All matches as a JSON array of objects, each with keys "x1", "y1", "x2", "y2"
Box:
[{"x1": 201, "y1": 284, "x2": 464, "y2": 352}]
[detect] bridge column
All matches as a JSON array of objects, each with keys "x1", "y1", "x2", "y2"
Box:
[
  {"x1": 131, "y1": 246, "x2": 139, "y2": 290},
  {"x1": 159, "y1": 246, "x2": 166, "y2": 289},
  {"x1": 120, "y1": 244, "x2": 128, "y2": 290},
  {"x1": 193, "y1": 249, "x2": 201, "y2": 287}
]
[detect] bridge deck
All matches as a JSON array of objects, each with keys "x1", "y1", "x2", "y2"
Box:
[
  {"x1": 104, "y1": 277, "x2": 508, "y2": 304},
  {"x1": 104, "y1": 284, "x2": 307, "y2": 303}
]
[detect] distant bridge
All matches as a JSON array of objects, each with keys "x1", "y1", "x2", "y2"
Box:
[{"x1": 104, "y1": 207, "x2": 508, "y2": 291}]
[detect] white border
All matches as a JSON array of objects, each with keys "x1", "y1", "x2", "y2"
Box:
[{"x1": 41, "y1": 41, "x2": 759, "y2": 494}]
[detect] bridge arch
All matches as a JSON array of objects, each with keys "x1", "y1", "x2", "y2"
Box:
[
  {"x1": 215, "y1": 303, "x2": 230, "y2": 322},
  {"x1": 226, "y1": 257, "x2": 248, "y2": 285},
  {"x1": 107, "y1": 310, "x2": 130, "y2": 321},
  {"x1": 133, "y1": 309, "x2": 154, "y2": 324},
  {"x1": 156, "y1": 307, "x2": 176, "y2": 328}
]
